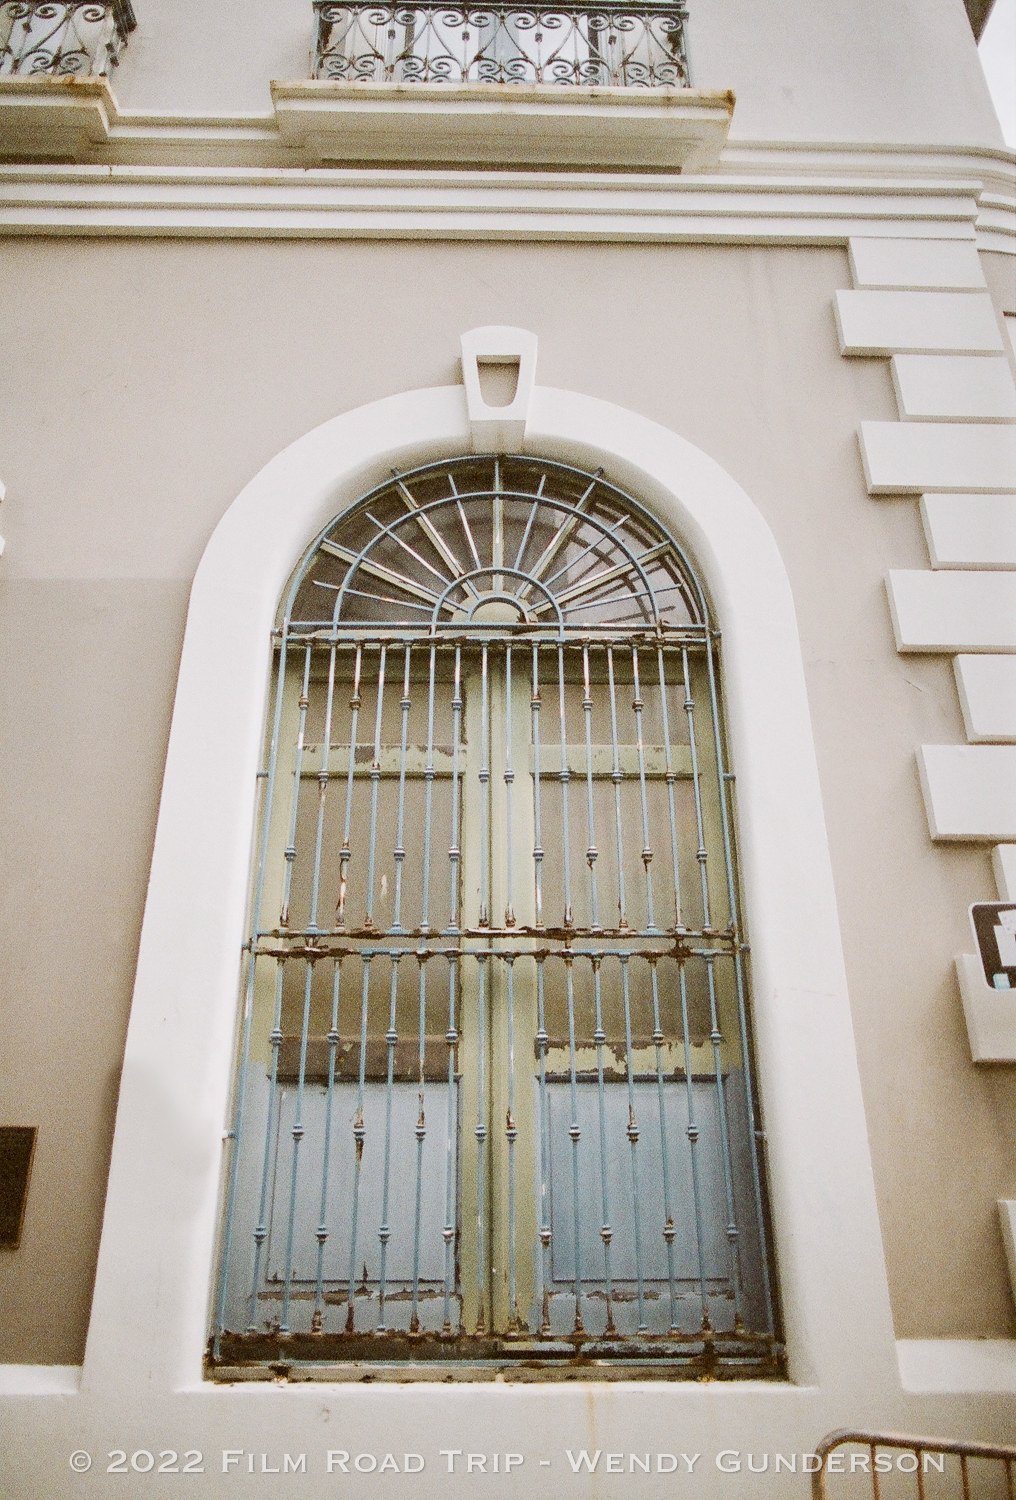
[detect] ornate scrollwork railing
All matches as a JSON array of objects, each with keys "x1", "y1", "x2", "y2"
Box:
[
  {"x1": 312, "y1": 0, "x2": 689, "y2": 88},
  {"x1": 0, "y1": 0, "x2": 136, "y2": 77}
]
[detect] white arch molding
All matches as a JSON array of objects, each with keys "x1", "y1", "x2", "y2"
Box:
[{"x1": 81, "y1": 378, "x2": 900, "y2": 1410}]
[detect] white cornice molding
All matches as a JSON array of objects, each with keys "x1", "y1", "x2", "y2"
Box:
[
  {"x1": 0, "y1": 86, "x2": 1011, "y2": 246},
  {"x1": 0, "y1": 161, "x2": 1006, "y2": 246}
]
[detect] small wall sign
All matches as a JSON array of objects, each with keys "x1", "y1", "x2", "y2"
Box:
[{"x1": 970, "y1": 904, "x2": 1016, "y2": 990}]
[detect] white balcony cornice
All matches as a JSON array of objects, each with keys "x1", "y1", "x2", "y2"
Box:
[
  {"x1": 270, "y1": 79, "x2": 735, "y2": 171},
  {"x1": 0, "y1": 74, "x2": 119, "y2": 160},
  {"x1": 0, "y1": 81, "x2": 1011, "y2": 249}
]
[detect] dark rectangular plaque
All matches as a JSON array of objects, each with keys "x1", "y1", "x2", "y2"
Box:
[
  {"x1": 0, "y1": 1127, "x2": 37, "y2": 1249},
  {"x1": 970, "y1": 904, "x2": 1016, "y2": 990}
]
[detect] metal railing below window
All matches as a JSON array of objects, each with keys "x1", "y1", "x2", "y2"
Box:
[
  {"x1": 813, "y1": 1430, "x2": 1016, "y2": 1499},
  {"x1": 312, "y1": 0, "x2": 689, "y2": 88},
  {"x1": 0, "y1": 0, "x2": 135, "y2": 77}
]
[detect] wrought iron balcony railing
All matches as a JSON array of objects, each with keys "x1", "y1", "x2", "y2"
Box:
[
  {"x1": 312, "y1": 0, "x2": 689, "y2": 88},
  {"x1": 0, "y1": 0, "x2": 136, "y2": 77}
]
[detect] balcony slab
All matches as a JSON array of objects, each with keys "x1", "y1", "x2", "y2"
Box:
[
  {"x1": 0, "y1": 75, "x2": 118, "y2": 161},
  {"x1": 270, "y1": 80, "x2": 734, "y2": 170}
]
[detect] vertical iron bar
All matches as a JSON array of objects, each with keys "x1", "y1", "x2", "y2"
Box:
[
  {"x1": 631, "y1": 644, "x2": 658, "y2": 933},
  {"x1": 656, "y1": 645, "x2": 684, "y2": 933},
  {"x1": 420, "y1": 644, "x2": 437, "y2": 933},
  {"x1": 391, "y1": 644, "x2": 412, "y2": 933},
  {"x1": 492, "y1": 458, "x2": 503, "y2": 590},
  {"x1": 377, "y1": 955, "x2": 400, "y2": 1330},
  {"x1": 650, "y1": 959, "x2": 679, "y2": 1330},
  {"x1": 505, "y1": 955, "x2": 519, "y2": 1328},
  {"x1": 512, "y1": 474, "x2": 546, "y2": 574},
  {"x1": 556, "y1": 643, "x2": 574, "y2": 929},
  {"x1": 409, "y1": 954, "x2": 427, "y2": 1333},
  {"x1": 337, "y1": 645, "x2": 363, "y2": 928},
  {"x1": 345, "y1": 956, "x2": 371, "y2": 1332},
  {"x1": 280, "y1": 954, "x2": 314, "y2": 1331},
  {"x1": 478, "y1": 642, "x2": 490, "y2": 927},
  {"x1": 536, "y1": 954, "x2": 552, "y2": 1334},
  {"x1": 475, "y1": 953, "x2": 489, "y2": 1332},
  {"x1": 581, "y1": 644, "x2": 601, "y2": 931},
  {"x1": 312, "y1": 958, "x2": 342, "y2": 1332},
  {"x1": 606, "y1": 646, "x2": 628, "y2": 930},
  {"x1": 504, "y1": 642, "x2": 515, "y2": 928},
  {"x1": 531, "y1": 644, "x2": 545, "y2": 930},
  {"x1": 308, "y1": 641, "x2": 337, "y2": 935},
  {"x1": 447, "y1": 647, "x2": 463, "y2": 933},
  {"x1": 591, "y1": 957, "x2": 615, "y2": 1332},
  {"x1": 246, "y1": 959, "x2": 285, "y2": 1330},
  {"x1": 703, "y1": 634, "x2": 775, "y2": 1333},
  {"x1": 364, "y1": 645, "x2": 388, "y2": 929},
  {"x1": 871, "y1": 1444, "x2": 880, "y2": 1500},
  {"x1": 279, "y1": 644, "x2": 313, "y2": 929},
  {"x1": 564, "y1": 953, "x2": 584, "y2": 1332},
  {"x1": 442, "y1": 956, "x2": 459, "y2": 1331},
  {"x1": 682, "y1": 646, "x2": 712, "y2": 932},
  {"x1": 620, "y1": 955, "x2": 646, "y2": 1331},
  {"x1": 679, "y1": 960, "x2": 710, "y2": 1330},
  {"x1": 705, "y1": 951, "x2": 744, "y2": 1324}
]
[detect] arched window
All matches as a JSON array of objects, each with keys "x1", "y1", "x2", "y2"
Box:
[{"x1": 210, "y1": 453, "x2": 780, "y2": 1380}]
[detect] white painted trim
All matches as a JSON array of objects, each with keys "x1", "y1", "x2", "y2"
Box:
[
  {"x1": 0, "y1": 1366, "x2": 81, "y2": 1395},
  {"x1": 0, "y1": 138, "x2": 1011, "y2": 245},
  {"x1": 460, "y1": 325, "x2": 537, "y2": 452},
  {"x1": 82, "y1": 380, "x2": 897, "y2": 1412},
  {"x1": 954, "y1": 655, "x2": 1016, "y2": 742},
  {"x1": 888, "y1": 570, "x2": 1016, "y2": 652},
  {"x1": 897, "y1": 1339, "x2": 1016, "y2": 1393},
  {"x1": 994, "y1": 845, "x2": 1016, "y2": 900},
  {"x1": 921, "y1": 494, "x2": 1016, "y2": 569},
  {"x1": 918, "y1": 744, "x2": 1016, "y2": 841},
  {"x1": 999, "y1": 1204, "x2": 1016, "y2": 1313},
  {"x1": 955, "y1": 953, "x2": 1016, "y2": 1062},
  {"x1": 891, "y1": 355, "x2": 1016, "y2": 424},
  {"x1": 836, "y1": 291, "x2": 1005, "y2": 358},
  {"x1": 847, "y1": 237, "x2": 987, "y2": 290},
  {"x1": 860, "y1": 422, "x2": 1016, "y2": 494},
  {"x1": 270, "y1": 81, "x2": 734, "y2": 172}
]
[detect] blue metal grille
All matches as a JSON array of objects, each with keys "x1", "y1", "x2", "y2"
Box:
[{"x1": 211, "y1": 456, "x2": 780, "y2": 1379}]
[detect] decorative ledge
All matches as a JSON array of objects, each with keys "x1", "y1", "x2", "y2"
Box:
[
  {"x1": 918, "y1": 743, "x2": 1016, "y2": 842},
  {"x1": 861, "y1": 421, "x2": 1016, "y2": 494},
  {"x1": 956, "y1": 953, "x2": 1016, "y2": 1062},
  {"x1": 887, "y1": 569, "x2": 1016, "y2": 652},
  {"x1": 0, "y1": 74, "x2": 117, "y2": 160},
  {"x1": 897, "y1": 1338, "x2": 1016, "y2": 1392},
  {"x1": 270, "y1": 80, "x2": 735, "y2": 170}
]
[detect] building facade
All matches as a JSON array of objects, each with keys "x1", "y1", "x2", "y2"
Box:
[{"x1": 0, "y1": 0, "x2": 1015, "y2": 1491}]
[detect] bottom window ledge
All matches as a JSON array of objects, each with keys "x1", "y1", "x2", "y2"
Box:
[{"x1": 206, "y1": 1329, "x2": 785, "y2": 1383}]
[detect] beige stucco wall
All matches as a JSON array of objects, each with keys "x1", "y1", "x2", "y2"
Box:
[
  {"x1": 112, "y1": 0, "x2": 1005, "y2": 147},
  {"x1": 0, "y1": 237, "x2": 1013, "y2": 1365}
]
